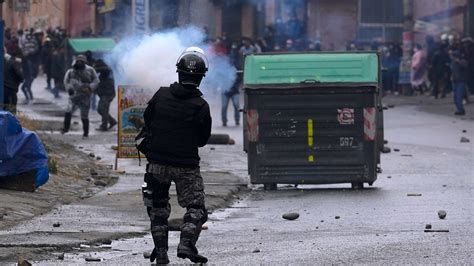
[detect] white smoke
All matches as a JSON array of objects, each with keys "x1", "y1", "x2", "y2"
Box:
[{"x1": 105, "y1": 26, "x2": 237, "y2": 94}]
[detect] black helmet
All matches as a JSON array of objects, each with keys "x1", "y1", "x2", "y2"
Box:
[
  {"x1": 176, "y1": 47, "x2": 208, "y2": 75},
  {"x1": 176, "y1": 47, "x2": 208, "y2": 87}
]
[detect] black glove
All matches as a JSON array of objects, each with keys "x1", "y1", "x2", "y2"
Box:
[{"x1": 68, "y1": 89, "x2": 74, "y2": 96}]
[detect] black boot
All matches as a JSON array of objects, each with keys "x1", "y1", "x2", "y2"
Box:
[
  {"x1": 177, "y1": 225, "x2": 208, "y2": 263},
  {"x1": 177, "y1": 239, "x2": 208, "y2": 263},
  {"x1": 82, "y1": 119, "x2": 89, "y2": 137},
  {"x1": 150, "y1": 247, "x2": 169, "y2": 264},
  {"x1": 150, "y1": 225, "x2": 169, "y2": 264},
  {"x1": 62, "y1": 112, "x2": 72, "y2": 134},
  {"x1": 108, "y1": 116, "x2": 117, "y2": 129}
]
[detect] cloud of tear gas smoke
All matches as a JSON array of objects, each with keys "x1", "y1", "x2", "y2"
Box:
[{"x1": 105, "y1": 26, "x2": 236, "y2": 94}]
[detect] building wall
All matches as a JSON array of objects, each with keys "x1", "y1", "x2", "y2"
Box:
[
  {"x1": 67, "y1": 0, "x2": 95, "y2": 37},
  {"x1": 2, "y1": 0, "x2": 67, "y2": 31},
  {"x1": 307, "y1": 0, "x2": 358, "y2": 50},
  {"x1": 413, "y1": 0, "x2": 468, "y2": 43}
]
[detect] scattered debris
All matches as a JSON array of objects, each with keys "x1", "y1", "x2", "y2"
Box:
[
  {"x1": 282, "y1": 212, "x2": 300, "y2": 220},
  {"x1": 252, "y1": 248, "x2": 261, "y2": 253},
  {"x1": 143, "y1": 252, "x2": 151, "y2": 259},
  {"x1": 132, "y1": 252, "x2": 138, "y2": 255},
  {"x1": 387, "y1": 176, "x2": 392, "y2": 179},
  {"x1": 335, "y1": 216, "x2": 340, "y2": 219},
  {"x1": 0, "y1": 213, "x2": 3, "y2": 220},
  {"x1": 401, "y1": 154, "x2": 413, "y2": 157},
  {"x1": 424, "y1": 229, "x2": 449, "y2": 233},
  {"x1": 407, "y1": 193, "x2": 422, "y2": 197},
  {"x1": 462, "y1": 130, "x2": 467, "y2": 133},
  {"x1": 101, "y1": 239, "x2": 112, "y2": 245},
  {"x1": 210, "y1": 147, "x2": 215, "y2": 151},
  {"x1": 202, "y1": 223, "x2": 209, "y2": 230},
  {"x1": 381, "y1": 146, "x2": 391, "y2": 153},
  {"x1": 53, "y1": 222, "x2": 61, "y2": 227},
  {"x1": 425, "y1": 224, "x2": 432, "y2": 230},
  {"x1": 111, "y1": 145, "x2": 118, "y2": 151},
  {"x1": 442, "y1": 185, "x2": 447, "y2": 187},
  {"x1": 460, "y1": 137, "x2": 470, "y2": 143},
  {"x1": 253, "y1": 228, "x2": 259, "y2": 232},
  {"x1": 393, "y1": 149, "x2": 400, "y2": 152},
  {"x1": 80, "y1": 244, "x2": 91, "y2": 248},
  {"x1": 94, "y1": 180, "x2": 107, "y2": 187},
  {"x1": 438, "y1": 210, "x2": 447, "y2": 219},
  {"x1": 387, "y1": 104, "x2": 395, "y2": 108},
  {"x1": 18, "y1": 257, "x2": 32, "y2": 266},
  {"x1": 315, "y1": 227, "x2": 319, "y2": 229},
  {"x1": 384, "y1": 140, "x2": 388, "y2": 144},
  {"x1": 107, "y1": 192, "x2": 112, "y2": 196},
  {"x1": 89, "y1": 153, "x2": 95, "y2": 158},
  {"x1": 90, "y1": 169, "x2": 98, "y2": 176},
  {"x1": 320, "y1": 220, "x2": 324, "y2": 223},
  {"x1": 58, "y1": 253, "x2": 65, "y2": 260},
  {"x1": 78, "y1": 146, "x2": 84, "y2": 149},
  {"x1": 96, "y1": 156, "x2": 102, "y2": 161},
  {"x1": 84, "y1": 256, "x2": 101, "y2": 262}
]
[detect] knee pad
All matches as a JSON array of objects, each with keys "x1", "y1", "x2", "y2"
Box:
[
  {"x1": 149, "y1": 206, "x2": 170, "y2": 225},
  {"x1": 183, "y1": 206, "x2": 208, "y2": 225}
]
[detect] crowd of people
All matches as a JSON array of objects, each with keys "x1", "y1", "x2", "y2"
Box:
[
  {"x1": 4, "y1": 27, "x2": 69, "y2": 104},
  {"x1": 3, "y1": 26, "x2": 117, "y2": 136},
  {"x1": 210, "y1": 30, "x2": 473, "y2": 120}
]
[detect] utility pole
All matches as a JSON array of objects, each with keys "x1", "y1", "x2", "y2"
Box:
[{"x1": 398, "y1": 0, "x2": 414, "y2": 95}]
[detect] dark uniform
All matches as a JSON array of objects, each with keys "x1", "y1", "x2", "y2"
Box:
[
  {"x1": 142, "y1": 82, "x2": 211, "y2": 264},
  {"x1": 140, "y1": 47, "x2": 212, "y2": 264}
]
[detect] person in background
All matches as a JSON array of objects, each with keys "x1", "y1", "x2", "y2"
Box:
[
  {"x1": 449, "y1": 46, "x2": 468, "y2": 116},
  {"x1": 62, "y1": 55, "x2": 99, "y2": 138},
  {"x1": 431, "y1": 43, "x2": 451, "y2": 99},
  {"x1": 3, "y1": 48, "x2": 24, "y2": 114},
  {"x1": 20, "y1": 30, "x2": 39, "y2": 104},
  {"x1": 462, "y1": 38, "x2": 474, "y2": 96},
  {"x1": 50, "y1": 46, "x2": 66, "y2": 98},
  {"x1": 410, "y1": 43, "x2": 427, "y2": 94},
  {"x1": 211, "y1": 38, "x2": 228, "y2": 56},
  {"x1": 42, "y1": 37, "x2": 54, "y2": 91},
  {"x1": 94, "y1": 59, "x2": 117, "y2": 131},
  {"x1": 221, "y1": 70, "x2": 241, "y2": 127},
  {"x1": 84, "y1": 50, "x2": 98, "y2": 111}
]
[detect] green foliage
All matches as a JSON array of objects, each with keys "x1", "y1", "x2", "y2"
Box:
[{"x1": 48, "y1": 158, "x2": 58, "y2": 174}]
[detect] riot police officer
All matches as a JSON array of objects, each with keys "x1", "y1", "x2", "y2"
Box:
[{"x1": 141, "y1": 47, "x2": 212, "y2": 264}]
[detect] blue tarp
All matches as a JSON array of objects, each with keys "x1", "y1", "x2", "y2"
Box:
[{"x1": 0, "y1": 111, "x2": 49, "y2": 187}]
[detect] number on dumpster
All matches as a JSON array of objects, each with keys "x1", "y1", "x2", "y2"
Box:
[{"x1": 340, "y1": 137, "x2": 354, "y2": 147}]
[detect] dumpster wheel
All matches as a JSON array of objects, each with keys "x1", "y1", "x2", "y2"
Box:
[
  {"x1": 351, "y1": 182, "x2": 364, "y2": 189},
  {"x1": 264, "y1": 183, "x2": 277, "y2": 191}
]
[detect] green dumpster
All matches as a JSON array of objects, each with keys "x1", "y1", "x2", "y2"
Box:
[{"x1": 243, "y1": 52, "x2": 384, "y2": 190}]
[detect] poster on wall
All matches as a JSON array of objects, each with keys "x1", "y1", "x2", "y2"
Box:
[{"x1": 117, "y1": 85, "x2": 154, "y2": 158}]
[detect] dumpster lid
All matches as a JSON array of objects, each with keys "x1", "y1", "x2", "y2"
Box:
[
  {"x1": 244, "y1": 52, "x2": 379, "y2": 86},
  {"x1": 68, "y1": 38, "x2": 116, "y2": 53}
]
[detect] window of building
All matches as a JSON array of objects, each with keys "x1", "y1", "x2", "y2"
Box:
[{"x1": 358, "y1": 0, "x2": 404, "y2": 42}]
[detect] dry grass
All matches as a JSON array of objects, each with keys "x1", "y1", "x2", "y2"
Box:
[{"x1": 15, "y1": 112, "x2": 41, "y2": 131}]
